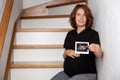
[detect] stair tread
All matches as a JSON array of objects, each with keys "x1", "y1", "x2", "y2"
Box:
[
  {"x1": 21, "y1": 14, "x2": 70, "y2": 19},
  {"x1": 11, "y1": 61, "x2": 63, "y2": 68},
  {"x1": 46, "y1": 0, "x2": 87, "y2": 8},
  {"x1": 16, "y1": 28, "x2": 72, "y2": 32},
  {"x1": 14, "y1": 44, "x2": 63, "y2": 49}
]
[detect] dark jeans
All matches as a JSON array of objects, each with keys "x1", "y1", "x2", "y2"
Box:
[{"x1": 51, "y1": 71, "x2": 96, "y2": 80}]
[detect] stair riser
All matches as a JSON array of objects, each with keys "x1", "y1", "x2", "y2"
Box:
[
  {"x1": 15, "y1": 32, "x2": 67, "y2": 45},
  {"x1": 13, "y1": 49, "x2": 64, "y2": 62},
  {"x1": 11, "y1": 68, "x2": 63, "y2": 80},
  {"x1": 48, "y1": 3, "x2": 86, "y2": 15},
  {"x1": 21, "y1": 18, "x2": 71, "y2": 28},
  {"x1": 23, "y1": 0, "x2": 52, "y2": 9}
]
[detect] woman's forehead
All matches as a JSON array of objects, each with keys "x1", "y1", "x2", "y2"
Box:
[{"x1": 76, "y1": 8, "x2": 85, "y2": 14}]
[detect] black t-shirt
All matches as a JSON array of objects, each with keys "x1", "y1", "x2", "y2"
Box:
[{"x1": 64, "y1": 28, "x2": 100, "y2": 77}]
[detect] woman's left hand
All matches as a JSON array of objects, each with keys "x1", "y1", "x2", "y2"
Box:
[{"x1": 89, "y1": 43, "x2": 103, "y2": 58}]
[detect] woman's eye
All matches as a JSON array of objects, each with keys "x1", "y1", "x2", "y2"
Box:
[{"x1": 76, "y1": 13, "x2": 81, "y2": 16}]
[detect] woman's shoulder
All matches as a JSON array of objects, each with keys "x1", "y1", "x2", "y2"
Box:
[
  {"x1": 88, "y1": 28, "x2": 99, "y2": 34},
  {"x1": 68, "y1": 29, "x2": 76, "y2": 34},
  {"x1": 65, "y1": 29, "x2": 76, "y2": 37}
]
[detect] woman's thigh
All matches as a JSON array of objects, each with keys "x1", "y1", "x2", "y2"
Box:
[
  {"x1": 51, "y1": 71, "x2": 69, "y2": 80},
  {"x1": 68, "y1": 74, "x2": 96, "y2": 80}
]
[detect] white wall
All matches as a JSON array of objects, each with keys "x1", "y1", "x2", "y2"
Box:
[
  {"x1": 88, "y1": 0, "x2": 120, "y2": 80},
  {"x1": 48, "y1": 3, "x2": 86, "y2": 15},
  {"x1": 0, "y1": 0, "x2": 23, "y2": 80},
  {"x1": 0, "y1": 0, "x2": 6, "y2": 22},
  {"x1": 23, "y1": 0, "x2": 52, "y2": 9}
]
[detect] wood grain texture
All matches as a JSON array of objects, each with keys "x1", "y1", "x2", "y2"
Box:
[
  {"x1": 46, "y1": 0, "x2": 87, "y2": 8},
  {"x1": 16, "y1": 28, "x2": 72, "y2": 32},
  {"x1": 0, "y1": 0, "x2": 14, "y2": 57},
  {"x1": 21, "y1": 14, "x2": 70, "y2": 19},
  {"x1": 14, "y1": 45, "x2": 63, "y2": 49},
  {"x1": 11, "y1": 61, "x2": 63, "y2": 68},
  {"x1": 4, "y1": 19, "x2": 17, "y2": 80},
  {"x1": 4, "y1": 11, "x2": 23, "y2": 80}
]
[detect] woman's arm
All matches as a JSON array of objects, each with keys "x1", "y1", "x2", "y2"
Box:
[
  {"x1": 63, "y1": 49, "x2": 80, "y2": 59},
  {"x1": 89, "y1": 43, "x2": 103, "y2": 58}
]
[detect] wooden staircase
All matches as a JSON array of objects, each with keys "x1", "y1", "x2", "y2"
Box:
[
  {"x1": 6, "y1": 0, "x2": 87, "y2": 80},
  {"x1": 10, "y1": 15, "x2": 70, "y2": 80}
]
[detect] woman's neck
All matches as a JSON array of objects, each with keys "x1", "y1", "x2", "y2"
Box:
[{"x1": 77, "y1": 26, "x2": 86, "y2": 34}]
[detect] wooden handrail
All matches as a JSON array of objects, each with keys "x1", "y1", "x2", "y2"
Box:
[
  {"x1": 4, "y1": 10, "x2": 24, "y2": 80},
  {"x1": 0, "y1": 0, "x2": 14, "y2": 57},
  {"x1": 46, "y1": 0, "x2": 87, "y2": 8}
]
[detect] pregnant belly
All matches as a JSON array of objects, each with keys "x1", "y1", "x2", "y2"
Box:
[{"x1": 64, "y1": 57, "x2": 88, "y2": 77}]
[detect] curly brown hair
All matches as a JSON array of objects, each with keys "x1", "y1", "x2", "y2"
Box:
[{"x1": 69, "y1": 4, "x2": 93, "y2": 29}]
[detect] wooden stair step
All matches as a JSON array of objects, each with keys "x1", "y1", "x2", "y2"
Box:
[
  {"x1": 11, "y1": 61, "x2": 63, "y2": 68},
  {"x1": 14, "y1": 45, "x2": 63, "y2": 49},
  {"x1": 21, "y1": 14, "x2": 70, "y2": 19},
  {"x1": 46, "y1": 0, "x2": 87, "y2": 8},
  {"x1": 16, "y1": 28, "x2": 72, "y2": 32}
]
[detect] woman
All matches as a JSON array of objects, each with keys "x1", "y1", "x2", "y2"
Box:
[{"x1": 51, "y1": 4, "x2": 102, "y2": 80}]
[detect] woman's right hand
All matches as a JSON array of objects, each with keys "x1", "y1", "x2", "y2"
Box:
[{"x1": 63, "y1": 50, "x2": 80, "y2": 58}]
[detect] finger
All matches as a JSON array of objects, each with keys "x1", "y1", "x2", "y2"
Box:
[
  {"x1": 89, "y1": 44, "x2": 97, "y2": 48},
  {"x1": 89, "y1": 47, "x2": 96, "y2": 52},
  {"x1": 70, "y1": 55, "x2": 75, "y2": 58},
  {"x1": 74, "y1": 54, "x2": 80, "y2": 57},
  {"x1": 67, "y1": 54, "x2": 75, "y2": 58},
  {"x1": 70, "y1": 54, "x2": 80, "y2": 58}
]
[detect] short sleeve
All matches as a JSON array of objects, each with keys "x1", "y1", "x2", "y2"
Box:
[{"x1": 90, "y1": 32, "x2": 101, "y2": 45}]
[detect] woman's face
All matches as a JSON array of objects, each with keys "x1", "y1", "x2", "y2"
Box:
[{"x1": 75, "y1": 8, "x2": 87, "y2": 28}]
